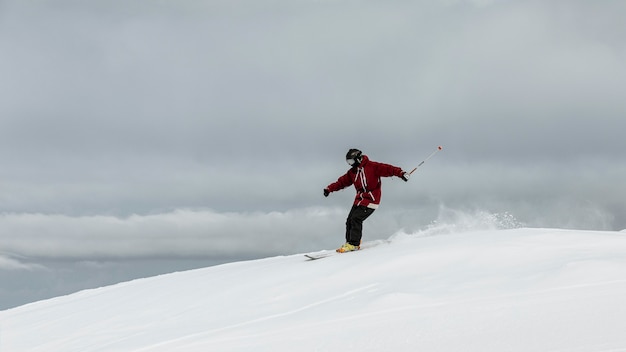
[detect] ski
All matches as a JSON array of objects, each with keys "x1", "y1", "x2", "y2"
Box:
[
  {"x1": 304, "y1": 250, "x2": 337, "y2": 260},
  {"x1": 304, "y1": 240, "x2": 387, "y2": 261}
]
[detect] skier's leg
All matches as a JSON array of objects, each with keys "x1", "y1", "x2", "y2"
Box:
[
  {"x1": 344, "y1": 205, "x2": 357, "y2": 243},
  {"x1": 347, "y1": 205, "x2": 375, "y2": 246}
]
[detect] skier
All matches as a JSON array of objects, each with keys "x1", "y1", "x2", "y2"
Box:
[{"x1": 324, "y1": 148, "x2": 410, "y2": 253}]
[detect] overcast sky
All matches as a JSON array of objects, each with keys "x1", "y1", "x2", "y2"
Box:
[{"x1": 1, "y1": 0, "x2": 625, "y2": 309}]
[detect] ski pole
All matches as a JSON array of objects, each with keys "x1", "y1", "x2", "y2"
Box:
[{"x1": 409, "y1": 146, "x2": 443, "y2": 175}]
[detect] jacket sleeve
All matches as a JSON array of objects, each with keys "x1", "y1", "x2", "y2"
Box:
[
  {"x1": 372, "y1": 161, "x2": 404, "y2": 178},
  {"x1": 326, "y1": 170, "x2": 354, "y2": 192}
]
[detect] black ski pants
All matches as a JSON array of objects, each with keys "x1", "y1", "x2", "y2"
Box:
[{"x1": 345, "y1": 205, "x2": 375, "y2": 246}]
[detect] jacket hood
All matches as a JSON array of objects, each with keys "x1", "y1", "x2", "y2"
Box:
[{"x1": 351, "y1": 155, "x2": 369, "y2": 169}]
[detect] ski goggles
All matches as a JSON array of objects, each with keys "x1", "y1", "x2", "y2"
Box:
[{"x1": 346, "y1": 158, "x2": 357, "y2": 166}]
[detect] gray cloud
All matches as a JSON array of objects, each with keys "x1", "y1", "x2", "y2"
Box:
[
  {"x1": 0, "y1": 253, "x2": 44, "y2": 271},
  {"x1": 1, "y1": 0, "x2": 624, "y2": 226},
  {"x1": 0, "y1": 208, "x2": 349, "y2": 259}
]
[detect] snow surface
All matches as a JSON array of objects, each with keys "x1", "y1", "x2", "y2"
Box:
[{"x1": 2, "y1": 228, "x2": 626, "y2": 351}]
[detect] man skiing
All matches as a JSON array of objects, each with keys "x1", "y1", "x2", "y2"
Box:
[{"x1": 324, "y1": 148, "x2": 410, "y2": 253}]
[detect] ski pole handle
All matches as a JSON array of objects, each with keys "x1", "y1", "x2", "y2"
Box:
[{"x1": 409, "y1": 146, "x2": 443, "y2": 175}]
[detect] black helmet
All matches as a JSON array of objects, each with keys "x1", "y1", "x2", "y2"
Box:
[{"x1": 346, "y1": 148, "x2": 362, "y2": 166}]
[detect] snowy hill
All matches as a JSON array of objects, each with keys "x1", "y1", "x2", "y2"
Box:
[{"x1": 2, "y1": 228, "x2": 626, "y2": 351}]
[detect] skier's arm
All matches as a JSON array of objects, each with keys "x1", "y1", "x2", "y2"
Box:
[
  {"x1": 372, "y1": 161, "x2": 408, "y2": 180},
  {"x1": 325, "y1": 171, "x2": 354, "y2": 195}
]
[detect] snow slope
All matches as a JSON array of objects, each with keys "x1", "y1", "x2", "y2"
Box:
[{"x1": 2, "y1": 228, "x2": 626, "y2": 351}]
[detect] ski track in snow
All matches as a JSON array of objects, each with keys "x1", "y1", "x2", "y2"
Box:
[
  {"x1": 2, "y1": 228, "x2": 626, "y2": 351},
  {"x1": 133, "y1": 283, "x2": 381, "y2": 351}
]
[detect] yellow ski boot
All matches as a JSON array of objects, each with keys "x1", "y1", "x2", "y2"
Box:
[{"x1": 336, "y1": 242, "x2": 360, "y2": 253}]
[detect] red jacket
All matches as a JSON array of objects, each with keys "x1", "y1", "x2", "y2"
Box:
[{"x1": 326, "y1": 155, "x2": 405, "y2": 209}]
